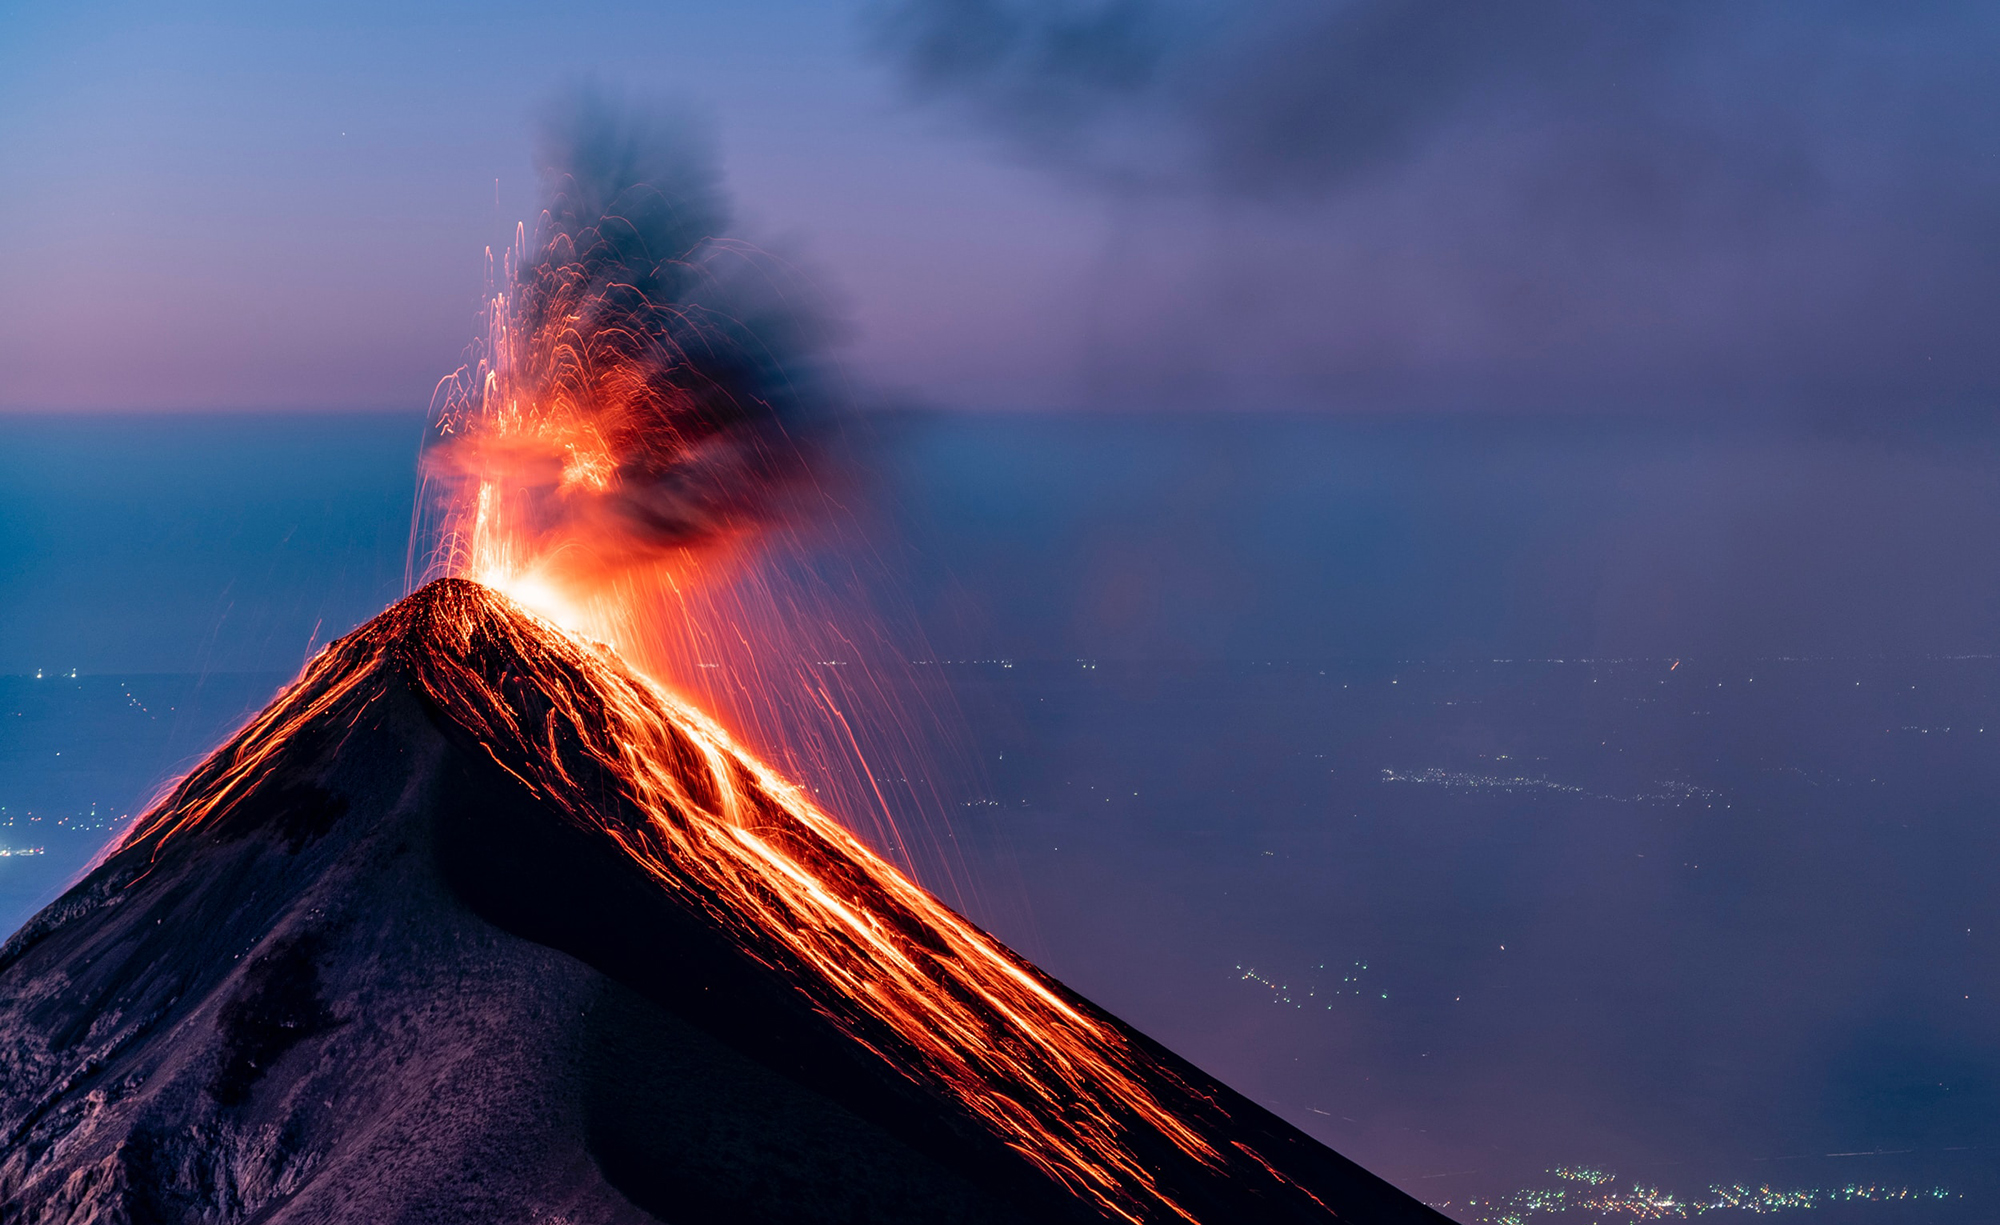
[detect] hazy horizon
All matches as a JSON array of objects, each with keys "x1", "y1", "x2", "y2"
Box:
[{"x1": 3, "y1": 410, "x2": 1996, "y2": 1220}]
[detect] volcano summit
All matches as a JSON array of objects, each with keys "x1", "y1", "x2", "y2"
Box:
[{"x1": 0, "y1": 580, "x2": 1444, "y2": 1224}]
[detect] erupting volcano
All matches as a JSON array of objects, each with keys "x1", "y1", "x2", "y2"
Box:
[{"x1": 0, "y1": 97, "x2": 1445, "y2": 1224}]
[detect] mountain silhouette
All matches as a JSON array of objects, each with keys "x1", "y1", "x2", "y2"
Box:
[{"x1": 0, "y1": 579, "x2": 1446, "y2": 1224}]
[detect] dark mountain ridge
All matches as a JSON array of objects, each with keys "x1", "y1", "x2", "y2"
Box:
[{"x1": 0, "y1": 579, "x2": 1444, "y2": 1224}]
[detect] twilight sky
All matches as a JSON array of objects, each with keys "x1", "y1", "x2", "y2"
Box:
[{"x1": 4, "y1": 1, "x2": 1998, "y2": 416}]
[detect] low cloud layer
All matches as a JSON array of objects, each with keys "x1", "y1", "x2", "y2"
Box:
[{"x1": 874, "y1": 1, "x2": 2000, "y2": 414}]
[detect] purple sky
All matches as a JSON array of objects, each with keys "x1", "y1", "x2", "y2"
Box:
[
  {"x1": 0, "y1": 1, "x2": 1101, "y2": 412},
  {"x1": 5, "y1": 1, "x2": 1998, "y2": 416}
]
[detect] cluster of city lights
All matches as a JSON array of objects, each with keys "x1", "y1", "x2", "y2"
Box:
[
  {"x1": 1437, "y1": 1166, "x2": 1956, "y2": 1224},
  {"x1": 1235, "y1": 961, "x2": 1382, "y2": 1008},
  {"x1": 1381, "y1": 767, "x2": 1720, "y2": 807}
]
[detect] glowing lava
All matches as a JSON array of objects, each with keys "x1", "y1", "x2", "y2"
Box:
[{"x1": 131, "y1": 579, "x2": 1355, "y2": 1224}]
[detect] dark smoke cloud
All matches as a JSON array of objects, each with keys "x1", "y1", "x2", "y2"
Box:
[
  {"x1": 423, "y1": 89, "x2": 835, "y2": 575},
  {"x1": 872, "y1": 1, "x2": 2000, "y2": 414}
]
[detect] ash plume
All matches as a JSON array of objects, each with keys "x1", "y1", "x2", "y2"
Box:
[
  {"x1": 871, "y1": 0, "x2": 1763, "y2": 200},
  {"x1": 869, "y1": 1, "x2": 2000, "y2": 414},
  {"x1": 419, "y1": 89, "x2": 835, "y2": 582}
]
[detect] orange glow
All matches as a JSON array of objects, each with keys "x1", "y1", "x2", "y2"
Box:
[{"x1": 128, "y1": 580, "x2": 1293, "y2": 1224}]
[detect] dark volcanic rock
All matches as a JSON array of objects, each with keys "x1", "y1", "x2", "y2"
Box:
[{"x1": 0, "y1": 580, "x2": 1447, "y2": 1224}]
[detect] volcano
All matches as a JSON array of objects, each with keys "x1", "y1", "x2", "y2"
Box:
[{"x1": 0, "y1": 580, "x2": 1445, "y2": 1224}]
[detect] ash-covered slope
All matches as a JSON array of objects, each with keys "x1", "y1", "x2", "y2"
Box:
[{"x1": 0, "y1": 579, "x2": 1446, "y2": 1225}]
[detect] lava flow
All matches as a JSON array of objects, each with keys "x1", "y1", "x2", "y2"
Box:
[{"x1": 135, "y1": 578, "x2": 1326, "y2": 1223}]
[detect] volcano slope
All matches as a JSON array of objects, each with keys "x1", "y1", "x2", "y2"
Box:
[{"x1": 0, "y1": 579, "x2": 1446, "y2": 1225}]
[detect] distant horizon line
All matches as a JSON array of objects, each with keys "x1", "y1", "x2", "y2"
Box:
[
  {"x1": 5, "y1": 403, "x2": 1999, "y2": 433},
  {"x1": 11, "y1": 652, "x2": 2000, "y2": 679}
]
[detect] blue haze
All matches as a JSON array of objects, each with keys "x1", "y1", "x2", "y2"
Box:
[{"x1": 1, "y1": 411, "x2": 1996, "y2": 1222}]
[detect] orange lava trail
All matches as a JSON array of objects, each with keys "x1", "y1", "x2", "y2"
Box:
[
  {"x1": 409, "y1": 583, "x2": 1226, "y2": 1225},
  {"x1": 126, "y1": 580, "x2": 1272, "y2": 1223}
]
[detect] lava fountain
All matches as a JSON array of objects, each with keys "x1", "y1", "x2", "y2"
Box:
[{"x1": 411, "y1": 95, "x2": 821, "y2": 651}]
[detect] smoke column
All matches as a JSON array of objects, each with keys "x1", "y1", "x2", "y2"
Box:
[
  {"x1": 417, "y1": 88, "x2": 829, "y2": 599},
  {"x1": 413, "y1": 89, "x2": 986, "y2": 911}
]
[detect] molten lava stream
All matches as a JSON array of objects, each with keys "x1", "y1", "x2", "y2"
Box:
[
  {"x1": 418, "y1": 580, "x2": 1223, "y2": 1225},
  {"x1": 132, "y1": 576, "x2": 1369, "y2": 1224}
]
